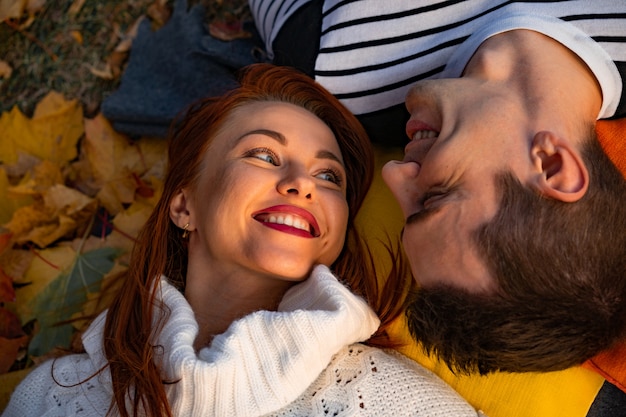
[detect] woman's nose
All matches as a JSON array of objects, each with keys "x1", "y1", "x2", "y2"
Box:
[{"x1": 277, "y1": 169, "x2": 314, "y2": 199}]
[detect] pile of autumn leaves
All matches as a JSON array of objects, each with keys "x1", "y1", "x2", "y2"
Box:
[{"x1": 0, "y1": 92, "x2": 167, "y2": 374}]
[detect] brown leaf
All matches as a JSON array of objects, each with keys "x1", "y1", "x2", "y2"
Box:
[
  {"x1": 208, "y1": 19, "x2": 251, "y2": 41},
  {"x1": 0, "y1": 60, "x2": 13, "y2": 79},
  {"x1": 67, "y1": 0, "x2": 84, "y2": 16},
  {"x1": 0, "y1": 248, "x2": 33, "y2": 285},
  {"x1": 0, "y1": 307, "x2": 24, "y2": 339},
  {"x1": 0, "y1": 268, "x2": 15, "y2": 303},
  {"x1": 0, "y1": 0, "x2": 26, "y2": 21},
  {"x1": 0, "y1": 335, "x2": 28, "y2": 374},
  {"x1": 146, "y1": 0, "x2": 170, "y2": 28}
]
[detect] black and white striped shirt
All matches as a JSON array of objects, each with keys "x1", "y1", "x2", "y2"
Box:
[{"x1": 249, "y1": 0, "x2": 626, "y2": 122}]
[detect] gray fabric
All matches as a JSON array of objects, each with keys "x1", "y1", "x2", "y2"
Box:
[
  {"x1": 102, "y1": 0, "x2": 262, "y2": 137},
  {"x1": 587, "y1": 381, "x2": 626, "y2": 417}
]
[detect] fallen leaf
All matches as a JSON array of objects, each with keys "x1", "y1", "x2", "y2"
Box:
[
  {"x1": 0, "y1": 91, "x2": 83, "y2": 165},
  {"x1": 25, "y1": 0, "x2": 43, "y2": 14},
  {"x1": 69, "y1": 30, "x2": 82, "y2": 44},
  {"x1": 0, "y1": 247, "x2": 33, "y2": 285},
  {"x1": 0, "y1": 0, "x2": 25, "y2": 21},
  {"x1": 0, "y1": 167, "x2": 33, "y2": 225},
  {"x1": 208, "y1": 19, "x2": 251, "y2": 41},
  {"x1": 147, "y1": 0, "x2": 170, "y2": 27},
  {"x1": 23, "y1": 246, "x2": 119, "y2": 356},
  {"x1": 67, "y1": 0, "x2": 84, "y2": 16},
  {"x1": 0, "y1": 60, "x2": 12, "y2": 78},
  {"x1": 0, "y1": 335, "x2": 28, "y2": 374},
  {"x1": 0, "y1": 307, "x2": 24, "y2": 339},
  {"x1": 0, "y1": 268, "x2": 16, "y2": 302}
]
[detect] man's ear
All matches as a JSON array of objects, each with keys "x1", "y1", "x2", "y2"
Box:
[
  {"x1": 530, "y1": 131, "x2": 589, "y2": 202},
  {"x1": 169, "y1": 189, "x2": 193, "y2": 229}
]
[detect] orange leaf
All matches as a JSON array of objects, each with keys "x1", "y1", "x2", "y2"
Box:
[{"x1": 0, "y1": 268, "x2": 15, "y2": 302}]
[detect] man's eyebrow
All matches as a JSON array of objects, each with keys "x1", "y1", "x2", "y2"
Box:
[
  {"x1": 406, "y1": 206, "x2": 441, "y2": 226},
  {"x1": 237, "y1": 129, "x2": 344, "y2": 166}
]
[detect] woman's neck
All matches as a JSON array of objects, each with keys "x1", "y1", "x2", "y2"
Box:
[{"x1": 184, "y1": 267, "x2": 295, "y2": 350}]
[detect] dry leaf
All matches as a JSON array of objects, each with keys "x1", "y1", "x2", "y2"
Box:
[
  {"x1": 0, "y1": 91, "x2": 83, "y2": 165},
  {"x1": 0, "y1": 0, "x2": 26, "y2": 21},
  {"x1": 70, "y1": 30, "x2": 83, "y2": 44},
  {"x1": 0, "y1": 335, "x2": 28, "y2": 374},
  {"x1": 67, "y1": 0, "x2": 84, "y2": 16},
  {"x1": 25, "y1": 0, "x2": 43, "y2": 14},
  {"x1": 208, "y1": 20, "x2": 251, "y2": 41},
  {"x1": 0, "y1": 248, "x2": 33, "y2": 285},
  {"x1": 0, "y1": 167, "x2": 33, "y2": 225},
  {"x1": 14, "y1": 245, "x2": 76, "y2": 323},
  {"x1": 147, "y1": 0, "x2": 170, "y2": 27},
  {"x1": 0, "y1": 60, "x2": 13, "y2": 78}
]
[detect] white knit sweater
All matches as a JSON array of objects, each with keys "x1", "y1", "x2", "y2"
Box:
[{"x1": 2, "y1": 265, "x2": 481, "y2": 417}]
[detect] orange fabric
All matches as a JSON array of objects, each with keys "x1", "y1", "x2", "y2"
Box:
[
  {"x1": 596, "y1": 118, "x2": 626, "y2": 176},
  {"x1": 582, "y1": 117, "x2": 626, "y2": 393}
]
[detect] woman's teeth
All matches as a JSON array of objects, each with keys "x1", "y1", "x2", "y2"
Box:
[{"x1": 265, "y1": 214, "x2": 310, "y2": 232}]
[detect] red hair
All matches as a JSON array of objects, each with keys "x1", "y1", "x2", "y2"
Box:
[{"x1": 102, "y1": 64, "x2": 407, "y2": 416}]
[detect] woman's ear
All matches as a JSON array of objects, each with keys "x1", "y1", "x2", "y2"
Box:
[
  {"x1": 169, "y1": 190, "x2": 193, "y2": 228},
  {"x1": 530, "y1": 131, "x2": 589, "y2": 202}
]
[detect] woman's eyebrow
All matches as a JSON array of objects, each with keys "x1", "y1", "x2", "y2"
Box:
[
  {"x1": 237, "y1": 129, "x2": 344, "y2": 166},
  {"x1": 236, "y1": 129, "x2": 286, "y2": 145}
]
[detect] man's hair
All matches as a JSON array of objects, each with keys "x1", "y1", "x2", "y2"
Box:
[{"x1": 406, "y1": 136, "x2": 626, "y2": 374}]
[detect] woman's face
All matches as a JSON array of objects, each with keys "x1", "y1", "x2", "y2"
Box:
[{"x1": 181, "y1": 101, "x2": 349, "y2": 282}]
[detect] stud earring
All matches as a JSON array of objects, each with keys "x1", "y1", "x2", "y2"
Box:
[{"x1": 182, "y1": 223, "x2": 190, "y2": 239}]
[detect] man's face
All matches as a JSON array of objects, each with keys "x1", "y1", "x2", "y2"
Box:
[{"x1": 382, "y1": 76, "x2": 533, "y2": 293}]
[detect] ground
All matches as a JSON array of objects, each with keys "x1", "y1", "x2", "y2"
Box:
[{"x1": 0, "y1": 0, "x2": 249, "y2": 116}]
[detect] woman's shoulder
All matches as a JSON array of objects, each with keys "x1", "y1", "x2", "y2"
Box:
[
  {"x1": 2, "y1": 354, "x2": 111, "y2": 417},
  {"x1": 269, "y1": 343, "x2": 484, "y2": 416},
  {"x1": 325, "y1": 343, "x2": 484, "y2": 416}
]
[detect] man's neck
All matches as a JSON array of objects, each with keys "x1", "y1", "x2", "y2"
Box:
[{"x1": 464, "y1": 29, "x2": 602, "y2": 139}]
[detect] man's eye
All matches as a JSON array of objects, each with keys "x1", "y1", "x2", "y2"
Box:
[
  {"x1": 422, "y1": 190, "x2": 448, "y2": 209},
  {"x1": 316, "y1": 169, "x2": 343, "y2": 186}
]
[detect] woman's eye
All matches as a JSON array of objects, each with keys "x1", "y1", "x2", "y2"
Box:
[
  {"x1": 246, "y1": 148, "x2": 279, "y2": 165},
  {"x1": 316, "y1": 169, "x2": 343, "y2": 186}
]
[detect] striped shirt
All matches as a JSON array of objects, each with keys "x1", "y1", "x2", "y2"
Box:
[{"x1": 249, "y1": 0, "x2": 626, "y2": 121}]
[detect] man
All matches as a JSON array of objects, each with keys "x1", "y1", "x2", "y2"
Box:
[
  {"x1": 251, "y1": 0, "x2": 626, "y2": 372},
  {"x1": 381, "y1": 27, "x2": 626, "y2": 374},
  {"x1": 249, "y1": 1, "x2": 626, "y2": 415}
]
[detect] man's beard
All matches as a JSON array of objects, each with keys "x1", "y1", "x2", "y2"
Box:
[{"x1": 405, "y1": 285, "x2": 616, "y2": 374}]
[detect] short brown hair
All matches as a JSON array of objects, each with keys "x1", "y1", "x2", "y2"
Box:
[{"x1": 406, "y1": 136, "x2": 626, "y2": 374}]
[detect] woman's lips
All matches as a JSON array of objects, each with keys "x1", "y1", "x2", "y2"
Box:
[{"x1": 252, "y1": 205, "x2": 320, "y2": 238}]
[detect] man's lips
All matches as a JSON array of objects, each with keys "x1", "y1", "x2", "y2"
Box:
[
  {"x1": 405, "y1": 119, "x2": 438, "y2": 140},
  {"x1": 252, "y1": 205, "x2": 320, "y2": 238}
]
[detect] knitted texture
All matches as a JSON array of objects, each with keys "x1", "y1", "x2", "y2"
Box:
[
  {"x1": 266, "y1": 344, "x2": 484, "y2": 417},
  {"x1": 2, "y1": 265, "x2": 381, "y2": 417}
]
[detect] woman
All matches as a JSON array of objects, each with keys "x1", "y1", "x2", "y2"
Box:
[{"x1": 2, "y1": 64, "x2": 481, "y2": 417}]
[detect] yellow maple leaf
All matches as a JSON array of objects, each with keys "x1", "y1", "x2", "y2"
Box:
[
  {"x1": 0, "y1": 91, "x2": 83, "y2": 165},
  {"x1": 0, "y1": 167, "x2": 33, "y2": 225},
  {"x1": 5, "y1": 184, "x2": 97, "y2": 247}
]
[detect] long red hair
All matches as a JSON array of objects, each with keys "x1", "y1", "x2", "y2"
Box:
[{"x1": 102, "y1": 63, "x2": 409, "y2": 417}]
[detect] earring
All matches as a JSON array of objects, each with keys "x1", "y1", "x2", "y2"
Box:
[{"x1": 181, "y1": 223, "x2": 190, "y2": 239}]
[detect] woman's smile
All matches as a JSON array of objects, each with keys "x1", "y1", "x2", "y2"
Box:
[{"x1": 253, "y1": 204, "x2": 320, "y2": 237}]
